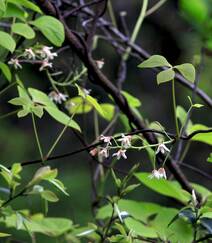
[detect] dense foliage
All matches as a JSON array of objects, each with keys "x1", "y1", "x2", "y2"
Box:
[{"x1": 0, "y1": 0, "x2": 212, "y2": 242}]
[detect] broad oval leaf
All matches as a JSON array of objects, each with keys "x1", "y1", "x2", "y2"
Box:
[
  {"x1": 157, "y1": 68, "x2": 175, "y2": 84},
  {"x1": 0, "y1": 31, "x2": 16, "y2": 52},
  {"x1": 7, "y1": 0, "x2": 42, "y2": 13},
  {"x1": 3, "y1": 3, "x2": 28, "y2": 20},
  {"x1": 122, "y1": 91, "x2": 141, "y2": 108},
  {"x1": 12, "y1": 23, "x2": 35, "y2": 39},
  {"x1": 138, "y1": 55, "x2": 172, "y2": 68},
  {"x1": 174, "y1": 63, "x2": 195, "y2": 83},
  {"x1": 135, "y1": 173, "x2": 190, "y2": 203},
  {"x1": 31, "y1": 16, "x2": 65, "y2": 47},
  {"x1": 187, "y1": 124, "x2": 212, "y2": 145}
]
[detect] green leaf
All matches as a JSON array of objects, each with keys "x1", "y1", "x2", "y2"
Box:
[
  {"x1": 0, "y1": 232, "x2": 10, "y2": 237},
  {"x1": 187, "y1": 124, "x2": 212, "y2": 145},
  {"x1": 45, "y1": 106, "x2": 81, "y2": 132},
  {"x1": 12, "y1": 23, "x2": 35, "y2": 39},
  {"x1": 179, "y1": 0, "x2": 209, "y2": 25},
  {"x1": 31, "y1": 16, "x2": 65, "y2": 47},
  {"x1": 0, "y1": 31, "x2": 16, "y2": 52},
  {"x1": 28, "y1": 166, "x2": 58, "y2": 186},
  {"x1": 125, "y1": 218, "x2": 158, "y2": 238},
  {"x1": 49, "y1": 179, "x2": 69, "y2": 196},
  {"x1": 176, "y1": 105, "x2": 193, "y2": 132},
  {"x1": 86, "y1": 95, "x2": 105, "y2": 118},
  {"x1": 8, "y1": 0, "x2": 42, "y2": 13},
  {"x1": 0, "y1": 0, "x2": 6, "y2": 13},
  {"x1": 41, "y1": 190, "x2": 59, "y2": 202},
  {"x1": 121, "y1": 91, "x2": 141, "y2": 108},
  {"x1": 0, "y1": 62, "x2": 11, "y2": 82},
  {"x1": 207, "y1": 153, "x2": 212, "y2": 163},
  {"x1": 67, "y1": 97, "x2": 92, "y2": 115},
  {"x1": 135, "y1": 173, "x2": 190, "y2": 203},
  {"x1": 11, "y1": 163, "x2": 22, "y2": 176},
  {"x1": 138, "y1": 55, "x2": 172, "y2": 68},
  {"x1": 174, "y1": 63, "x2": 195, "y2": 83},
  {"x1": 99, "y1": 103, "x2": 115, "y2": 121},
  {"x1": 3, "y1": 214, "x2": 73, "y2": 236},
  {"x1": 28, "y1": 88, "x2": 81, "y2": 131},
  {"x1": 157, "y1": 69, "x2": 175, "y2": 84},
  {"x1": 3, "y1": 3, "x2": 28, "y2": 20}
]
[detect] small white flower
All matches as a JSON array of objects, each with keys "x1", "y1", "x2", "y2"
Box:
[
  {"x1": 118, "y1": 134, "x2": 132, "y2": 148},
  {"x1": 112, "y1": 149, "x2": 127, "y2": 160},
  {"x1": 100, "y1": 135, "x2": 112, "y2": 145},
  {"x1": 96, "y1": 59, "x2": 104, "y2": 69},
  {"x1": 99, "y1": 148, "x2": 109, "y2": 159},
  {"x1": 37, "y1": 46, "x2": 57, "y2": 60},
  {"x1": 83, "y1": 88, "x2": 91, "y2": 97},
  {"x1": 89, "y1": 148, "x2": 98, "y2": 157},
  {"x1": 156, "y1": 143, "x2": 170, "y2": 155},
  {"x1": 8, "y1": 58, "x2": 22, "y2": 69},
  {"x1": 149, "y1": 168, "x2": 167, "y2": 180},
  {"x1": 39, "y1": 59, "x2": 53, "y2": 71},
  {"x1": 148, "y1": 169, "x2": 161, "y2": 179},
  {"x1": 24, "y1": 48, "x2": 36, "y2": 59},
  {"x1": 48, "y1": 91, "x2": 68, "y2": 104},
  {"x1": 158, "y1": 167, "x2": 167, "y2": 179}
]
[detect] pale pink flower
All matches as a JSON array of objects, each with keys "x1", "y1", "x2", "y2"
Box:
[
  {"x1": 148, "y1": 169, "x2": 161, "y2": 179},
  {"x1": 39, "y1": 60, "x2": 53, "y2": 71},
  {"x1": 99, "y1": 148, "x2": 109, "y2": 159},
  {"x1": 158, "y1": 167, "x2": 167, "y2": 179},
  {"x1": 24, "y1": 48, "x2": 35, "y2": 59},
  {"x1": 149, "y1": 168, "x2": 167, "y2": 180},
  {"x1": 48, "y1": 91, "x2": 68, "y2": 104},
  {"x1": 118, "y1": 134, "x2": 132, "y2": 148},
  {"x1": 100, "y1": 135, "x2": 112, "y2": 145},
  {"x1": 89, "y1": 148, "x2": 98, "y2": 157},
  {"x1": 96, "y1": 59, "x2": 104, "y2": 69},
  {"x1": 37, "y1": 46, "x2": 57, "y2": 60},
  {"x1": 156, "y1": 143, "x2": 170, "y2": 155},
  {"x1": 8, "y1": 58, "x2": 22, "y2": 69},
  {"x1": 112, "y1": 149, "x2": 127, "y2": 160}
]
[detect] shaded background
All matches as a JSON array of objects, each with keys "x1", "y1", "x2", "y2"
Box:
[{"x1": 0, "y1": 0, "x2": 211, "y2": 241}]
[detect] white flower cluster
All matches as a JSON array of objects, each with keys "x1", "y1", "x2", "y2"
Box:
[
  {"x1": 148, "y1": 167, "x2": 167, "y2": 180},
  {"x1": 8, "y1": 46, "x2": 57, "y2": 71},
  {"x1": 90, "y1": 133, "x2": 132, "y2": 161}
]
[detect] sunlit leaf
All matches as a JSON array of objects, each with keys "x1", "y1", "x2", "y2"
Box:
[
  {"x1": 138, "y1": 55, "x2": 172, "y2": 68},
  {"x1": 174, "y1": 63, "x2": 195, "y2": 83},
  {"x1": 31, "y1": 16, "x2": 65, "y2": 46},
  {"x1": 157, "y1": 69, "x2": 175, "y2": 84},
  {"x1": 135, "y1": 173, "x2": 190, "y2": 203}
]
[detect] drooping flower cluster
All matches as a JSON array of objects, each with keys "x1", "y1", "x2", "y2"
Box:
[
  {"x1": 96, "y1": 134, "x2": 132, "y2": 161},
  {"x1": 148, "y1": 167, "x2": 167, "y2": 180},
  {"x1": 89, "y1": 132, "x2": 170, "y2": 181},
  {"x1": 48, "y1": 90, "x2": 68, "y2": 104},
  {"x1": 8, "y1": 46, "x2": 58, "y2": 71}
]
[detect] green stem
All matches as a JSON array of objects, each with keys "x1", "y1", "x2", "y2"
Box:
[
  {"x1": 107, "y1": 0, "x2": 117, "y2": 28},
  {"x1": 45, "y1": 112, "x2": 76, "y2": 160},
  {"x1": 172, "y1": 79, "x2": 179, "y2": 137},
  {"x1": 0, "y1": 109, "x2": 19, "y2": 120},
  {"x1": 31, "y1": 113, "x2": 44, "y2": 161},
  {"x1": 0, "y1": 82, "x2": 16, "y2": 97},
  {"x1": 123, "y1": 0, "x2": 148, "y2": 61},
  {"x1": 145, "y1": 0, "x2": 167, "y2": 17}
]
